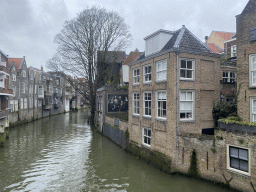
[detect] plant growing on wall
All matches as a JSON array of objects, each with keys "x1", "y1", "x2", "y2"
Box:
[{"x1": 188, "y1": 149, "x2": 198, "y2": 177}]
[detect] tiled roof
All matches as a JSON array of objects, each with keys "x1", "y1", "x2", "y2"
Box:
[
  {"x1": 123, "y1": 52, "x2": 143, "y2": 65},
  {"x1": 242, "y1": 0, "x2": 256, "y2": 15},
  {"x1": 162, "y1": 26, "x2": 211, "y2": 53},
  {"x1": 7, "y1": 58, "x2": 23, "y2": 71},
  {"x1": 214, "y1": 31, "x2": 235, "y2": 41},
  {"x1": 207, "y1": 43, "x2": 223, "y2": 54}
]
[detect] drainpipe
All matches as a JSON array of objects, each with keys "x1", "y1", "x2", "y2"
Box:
[{"x1": 175, "y1": 51, "x2": 179, "y2": 149}]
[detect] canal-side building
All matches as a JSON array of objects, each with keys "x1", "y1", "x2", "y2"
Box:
[{"x1": 0, "y1": 50, "x2": 13, "y2": 131}]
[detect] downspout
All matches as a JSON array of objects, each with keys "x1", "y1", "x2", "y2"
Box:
[{"x1": 175, "y1": 51, "x2": 179, "y2": 149}]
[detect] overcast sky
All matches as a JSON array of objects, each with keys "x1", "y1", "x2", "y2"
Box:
[{"x1": 0, "y1": 0, "x2": 248, "y2": 70}]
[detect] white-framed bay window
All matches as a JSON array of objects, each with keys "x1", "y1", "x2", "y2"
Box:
[
  {"x1": 133, "y1": 92, "x2": 140, "y2": 115},
  {"x1": 142, "y1": 127, "x2": 151, "y2": 147},
  {"x1": 180, "y1": 59, "x2": 194, "y2": 80},
  {"x1": 180, "y1": 90, "x2": 194, "y2": 121},
  {"x1": 250, "y1": 97, "x2": 256, "y2": 123},
  {"x1": 143, "y1": 92, "x2": 151, "y2": 117},
  {"x1": 133, "y1": 68, "x2": 140, "y2": 84},
  {"x1": 156, "y1": 90, "x2": 166, "y2": 119},
  {"x1": 249, "y1": 54, "x2": 256, "y2": 87},
  {"x1": 227, "y1": 145, "x2": 250, "y2": 176},
  {"x1": 143, "y1": 64, "x2": 152, "y2": 83},
  {"x1": 156, "y1": 59, "x2": 167, "y2": 81}
]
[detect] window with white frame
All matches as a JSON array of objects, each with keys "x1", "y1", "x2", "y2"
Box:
[
  {"x1": 133, "y1": 92, "x2": 140, "y2": 115},
  {"x1": 35, "y1": 85, "x2": 37, "y2": 94},
  {"x1": 23, "y1": 70, "x2": 26, "y2": 77},
  {"x1": 133, "y1": 68, "x2": 140, "y2": 84},
  {"x1": 35, "y1": 99, "x2": 37, "y2": 108},
  {"x1": 29, "y1": 97, "x2": 33, "y2": 108},
  {"x1": 249, "y1": 54, "x2": 256, "y2": 87},
  {"x1": 12, "y1": 86, "x2": 15, "y2": 97},
  {"x1": 24, "y1": 98, "x2": 27, "y2": 109},
  {"x1": 156, "y1": 59, "x2": 167, "y2": 81},
  {"x1": 22, "y1": 83, "x2": 25, "y2": 93},
  {"x1": 14, "y1": 100, "x2": 18, "y2": 111},
  {"x1": 250, "y1": 97, "x2": 256, "y2": 123},
  {"x1": 38, "y1": 85, "x2": 43, "y2": 96},
  {"x1": 20, "y1": 98, "x2": 23, "y2": 109},
  {"x1": 10, "y1": 100, "x2": 14, "y2": 112},
  {"x1": 180, "y1": 59, "x2": 194, "y2": 80},
  {"x1": 143, "y1": 92, "x2": 151, "y2": 117},
  {"x1": 12, "y1": 74, "x2": 16, "y2": 81},
  {"x1": 180, "y1": 90, "x2": 194, "y2": 120},
  {"x1": 223, "y1": 71, "x2": 236, "y2": 83},
  {"x1": 0, "y1": 78, "x2": 4, "y2": 88},
  {"x1": 38, "y1": 100, "x2": 42, "y2": 107},
  {"x1": 30, "y1": 74, "x2": 33, "y2": 80},
  {"x1": 156, "y1": 90, "x2": 166, "y2": 118},
  {"x1": 142, "y1": 127, "x2": 151, "y2": 147},
  {"x1": 231, "y1": 45, "x2": 237, "y2": 57},
  {"x1": 143, "y1": 65, "x2": 152, "y2": 83},
  {"x1": 227, "y1": 145, "x2": 249, "y2": 175}
]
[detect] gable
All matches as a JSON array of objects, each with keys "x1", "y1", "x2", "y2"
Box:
[{"x1": 242, "y1": 0, "x2": 256, "y2": 15}]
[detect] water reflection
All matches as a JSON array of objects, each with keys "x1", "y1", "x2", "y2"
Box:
[{"x1": 0, "y1": 110, "x2": 233, "y2": 192}]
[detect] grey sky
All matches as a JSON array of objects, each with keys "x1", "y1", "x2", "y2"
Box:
[{"x1": 0, "y1": 0, "x2": 248, "y2": 70}]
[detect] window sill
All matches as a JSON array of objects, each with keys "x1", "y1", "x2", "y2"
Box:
[
  {"x1": 143, "y1": 82, "x2": 151, "y2": 85},
  {"x1": 180, "y1": 78, "x2": 195, "y2": 82},
  {"x1": 132, "y1": 84, "x2": 140, "y2": 87},
  {"x1": 143, "y1": 116, "x2": 151, "y2": 119},
  {"x1": 156, "y1": 118, "x2": 166, "y2": 122},
  {"x1": 227, "y1": 168, "x2": 250, "y2": 178},
  {"x1": 132, "y1": 114, "x2": 139, "y2": 118},
  {"x1": 179, "y1": 119, "x2": 195, "y2": 123},
  {"x1": 155, "y1": 80, "x2": 167, "y2": 83},
  {"x1": 141, "y1": 144, "x2": 151, "y2": 150}
]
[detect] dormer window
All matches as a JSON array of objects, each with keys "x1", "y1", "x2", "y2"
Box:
[
  {"x1": 23, "y1": 70, "x2": 26, "y2": 77},
  {"x1": 30, "y1": 74, "x2": 34, "y2": 80}
]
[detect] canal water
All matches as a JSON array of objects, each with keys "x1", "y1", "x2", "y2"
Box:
[{"x1": 0, "y1": 110, "x2": 234, "y2": 192}]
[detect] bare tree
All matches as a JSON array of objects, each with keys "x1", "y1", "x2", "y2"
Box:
[{"x1": 47, "y1": 6, "x2": 131, "y2": 125}]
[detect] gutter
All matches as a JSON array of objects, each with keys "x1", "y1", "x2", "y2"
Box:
[{"x1": 175, "y1": 51, "x2": 179, "y2": 149}]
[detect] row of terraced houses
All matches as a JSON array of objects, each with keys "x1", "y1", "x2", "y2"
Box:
[
  {"x1": 96, "y1": 1, "x2": 256, "y2": 191},
  {"x1": 0, "y1": 52, "x2": 87, "y2": 132}
]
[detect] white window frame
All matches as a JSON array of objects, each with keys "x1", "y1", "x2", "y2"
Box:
[
  {"x1": 24, "y1": 98, "x2": 27, "y2": 109},
  {"x1": 10, "y1": 100, "x2": 14, "y2": 112},
  {"x1": 15, "y1": 100, "x2": 18, "y2": 111},
  {"x1": 249, "y1": 54, "x2": 256, "y2": 87},
  {"x1": 156, "y1": 59, "x2": 167, "y2": 81},
  {"x1": 133, "y1": 92, "x2": 140, "y2": 116},
  {"x1": 155, "y1": 90, "x2": 167, "y2": 119},
  {"x1": 133, "y1": 68, "x2": 140, "y2": 85},
  {"x1": 30, "y1": 73, "x2": 33, "y2": 80},
  {"x1": 180, "y1": 90, "x2": 194, "y2": 121},
  {"x1": 223, "y1": 71, "x2": 236, "y2": 83},
  {"x1": 12, "y1": 74, "x2": 16, "y2": 81},
  {"x1": 180, "y1": 58, "x2": 195, "y2": 81},
  {"x1": 231, "y1": 45, "x2": 237, "y2": 57},
  {"x1": 250, "y1": 97, "x2": 256, "y2": 123},
  {"x1": 12, "y1": 86, "x2": 15, "y2": 97},
  {"x1": 142, "y1": 127, "x2": 151, "y2": 147},
  {"x1": 20, "y1": 98, "x2": 23, "y2": 109},
  {"x1": 143, "y1": 64, "x2": 152, "y2": 83},
  {"x1": 35, "y1": 99, "x2": 37, "y2": 108},
  {"x1": 22, "y1": 83, "x2": 25, "y2": 94},
  {"x1": 143, "y1": 92, "x2": 152, "y2": 117},
  {"x1": 227, "y1": 144, "x2": 250, "y2": 176},
  {"x1": 22, "y1": 70, "x2": 26, "y2": 77}
]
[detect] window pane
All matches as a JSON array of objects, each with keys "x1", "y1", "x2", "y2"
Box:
[
  {"x1": 187, "y1": 61, "x2": 192, "y2": 69},
  {"x1": 181, "y1": 60, "x2": 186, "y2": 68},
  {"x1": 148, "y1": 138, "x2": 151, "y2": 145},
  {"x1": 180, "y1": 92, "x2": 186, "y2": 100},
  {"x1": 239, "y1": 149, "x2": 248, "y2": 160},
  {"x1": 187, "y1": 92, "x2": 192, "y2": 100},
  {"x1": 158, "y1": 63, "x2": 162, "y2": 71},
  {"x1": 180, "y1": 70, "x2": 186, "y2": 78},
  {"x1": 187, "y1": 70, "x2": 192, "y2": 78},
  {"x1": 186, "y1": 102, "x2": 192, "y2": 110},
  {"x1": 162, "y1": 62, "x2": 167, "y2": 70},
  {"x1": 240, "y1": 160, "x2": 248, "y2": 172},
  {"x1": 158, "y1": 92, "x2": 162, "y2": 100},
  {"x1": 180, "y1": 102, "x2": 186, "y2": 110},
  {"x1": 148, "y1": 129, "x2": 151, "y2": 137},
  {"x1": 230, "y1": 147, "x2": 239, "y2": 158},
  {"x1": 180, "y1": 113, "x2": 185, "y2": 119},
  {"x1": 162, "y1": 92, "x2": 166, "y2": 100},
  {"x1": 230, "y1": 158, "x2": 239, "y2": 169}
]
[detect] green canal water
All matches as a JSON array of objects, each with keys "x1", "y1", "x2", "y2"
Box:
[{"x1": 0, "y1": 110, "x2": 234, "y2": 192}]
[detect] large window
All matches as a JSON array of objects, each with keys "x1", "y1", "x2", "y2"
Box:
[
  {"x1": 156, "y1": 59, "x2": 167, "y2": 81},
  {"x1": 133, "y1": 92, "x2": 140, "y2": 115},
  {"x1": 142, "y1": 128, "x2": 151, "y2": 147},
  {"x1": 180, "y1": 59, "x2": 194, "y2": 80},
  {"x1": 249, "y1": 54, "x2": 256, "y2": 87},
  {"x1": 133, "y1": 68, "x2": 140, "y2": 84},
  {"x1": 156, "y1": 90, "x2": 166, "y2": 119},
  {"x1": 143, "y1": 65, "x2": 151, "y2": 83},
  {"x1": 180, "y1": 90, "x2": 194, "y2": 120},
  {"x1": 143, "y1": 92, "x2": 151, "y2": 117},
  {"x1": 250, "y1": 97, "x2": 256, "y2": 123},
  {"x1": 223, "y1": 71, "x2": 236, "y2": 83},
  {"x1": 228, "y1": 145, "x2": 249, "y2": 175}
]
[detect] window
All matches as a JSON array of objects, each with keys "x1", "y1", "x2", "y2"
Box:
[
  {"x1": 24, "y1": 98, "x2": 27, "y2": 109},
  {"x1": 249, "y1": 54, "x2": 256, "y2": 87},
  {"x1": 143, "y1": 65, "x2": 152, "y2": 83},
  {"x1": 35, "y1": 99, "x2": 37, "y2": 108},
  {"x1": 38, "y1": 85, "x2": 43, "y2": 96},
  {"x1": 0, "y1": 78, "x2": 4, "y2": 88},
  {"x1": 30, "y1": 74, "x2": 33, "y2": 80},
  {"x1": 38, "y1": 100, "x2": 42, "y2": 107},
  {"x1": 12, "y1": 74, "x2": 16, "y2": 81},
  {"x1": 180, "y1": 59, "x2": 194, "y2": 80},
  {"x1": 22, "y1": 83, "x2": 25, "y2": 93},
  {"x1": 231, "y1": 45, "x2": 237, "y2": 57},
  {"x1": 250, "y1": 97, "x2": 256, "y2": 123},
  {"x1": 142, "y1": 128, "x2": 151, "y2": 147},
  {"x1": 227, "y1": 145, "x2": 249, "y2": 175},
  {"x1": 133, "y1": 92, "x2": 140, "y2": 115},
  {"x1": 29, "y1": 97, "x2": 33, "y2": 108},
  {"x1": 156, "y1": 90, "x2": 166, "y2": 119},
  {"x1": 12, "y1": 86, "x2": 15, "y2": 97},
  {"x1": 143, "y1": 92, "x2": 151, "y2": 117},
  {"x1": 180, "y1": 90, "x2": 194, "y2": 120},
  {"x1": 222, "y1": 71, "x2": 236, "y2": 83},
  {"x1": 14, "y1": 100, "x2": 18, "y2": 111},
  {"x1": 156, "y1": 59, "x2": 167, "y2": 81},
  {"x1": 98, "y1": 96, "x2": 102, "y2": 117},
  {"x1": 23, "y1": 70, "x2": 26, "y2": 77},
  {"x1": 20, "y1": 98, "x2": 23, "y2": 109},
  {"x1": 35, "y1": 85, "x2": 37, "y2": 94},
  {"x1": 10, "y1": 100, "x2": 14, "y2": 112},
  {"x1": 29, "y1": 84, "x2": 33, "y2": 94},
  {"x1": 133, "y1": 68, "x2": 140, "y2": 84}
]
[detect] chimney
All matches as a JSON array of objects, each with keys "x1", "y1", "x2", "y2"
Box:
[
  {"x1": 205, "y1": 36, "x2": 209, "y2": 46},
  {"x1": 41, "y1": 65, "x2": 43, "y2": 71}
]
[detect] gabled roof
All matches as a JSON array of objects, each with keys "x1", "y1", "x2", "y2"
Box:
[
  {"x1": 241, "y1": 0, "x2": 256, "y2": 15},
  {"x1": 7, "y1": 58, "x2": 23, "y2": 71},
  {"x1": 123, "y1": 52, "x2": 143, "y2": 65},
  {"x1": 213, "y1": 31, "x2": 235, "y2": 41},
  {"x1": 207, "y1": 43, "x2": 223, "y2": 54},
  {"x1": 162, "y1": 25, "x2": 211, "y2": 53}
]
